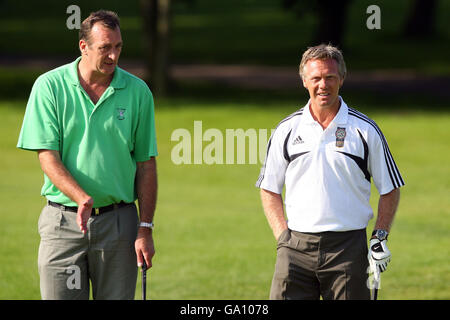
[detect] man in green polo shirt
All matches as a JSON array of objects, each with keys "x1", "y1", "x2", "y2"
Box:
[{"x1": 17, "y1": 10, "x2": 158, "y2": 299}]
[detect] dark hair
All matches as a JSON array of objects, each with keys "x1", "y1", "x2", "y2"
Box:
[{"x1": 79, "y1": 10, "x2": 120, "y2": 44}]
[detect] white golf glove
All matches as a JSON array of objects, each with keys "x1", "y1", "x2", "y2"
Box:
[{"x1": 368, "y1": 238, "x2": 391, "y2": 273}]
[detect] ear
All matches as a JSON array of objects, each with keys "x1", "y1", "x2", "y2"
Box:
[{"x1": 79, "y1": 40, "x2": 88, "y2": 55}]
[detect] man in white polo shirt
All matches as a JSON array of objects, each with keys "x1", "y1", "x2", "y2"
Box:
[{"x1": 256, "y1": 44, "x2": 404, "y2": 300}]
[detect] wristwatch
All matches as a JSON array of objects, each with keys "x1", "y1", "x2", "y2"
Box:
[
  {"x1": 139, "y1": 222, "x2": 154, "y2": 230},
  {"x1": 371, "y1": 229, "x2": 389, "y2": 241}
]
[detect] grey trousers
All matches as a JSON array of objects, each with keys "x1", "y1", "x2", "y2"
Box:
[
  {"x1": 270, "y1": 228, "x2": 370, "y2": 300},
  {"x1": 37, "y1": 202, "x2": 138, "y2": 300}
]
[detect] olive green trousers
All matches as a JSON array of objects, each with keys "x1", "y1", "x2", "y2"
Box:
[{"x1": 270, "y1": 228, "x2": 371, "y2": 300}]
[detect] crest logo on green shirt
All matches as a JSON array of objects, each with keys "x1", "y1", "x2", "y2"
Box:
[{"x1": 117, "y1": 108, "x2": 126, "y2": 120}]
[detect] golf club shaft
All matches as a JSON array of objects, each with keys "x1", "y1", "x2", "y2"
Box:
[{"x1": 371, "y1": 269, "x2": 380, "y2": 300}]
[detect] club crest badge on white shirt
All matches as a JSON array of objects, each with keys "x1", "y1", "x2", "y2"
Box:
[{"x1": 335, "y1": 127, "x2": 346, "y2": 147}]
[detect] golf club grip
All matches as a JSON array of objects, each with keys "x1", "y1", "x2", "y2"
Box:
[{"x1": 142, "y1": 260, "x2": 147, "y2": 300}]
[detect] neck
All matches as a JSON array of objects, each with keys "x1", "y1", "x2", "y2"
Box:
[
  {"x1": 78, "y1": 57, "x2": 113, "y2": 87},
  {"x1": 309, "y1": 99, "x2": 341, "y2": 130}
]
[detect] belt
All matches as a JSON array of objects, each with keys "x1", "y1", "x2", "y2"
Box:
[{"x1": 48, "y1": 200, "x2": 131, "y2": 216}]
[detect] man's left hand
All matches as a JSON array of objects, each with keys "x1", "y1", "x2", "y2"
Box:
[
  {"x1": 368, "y1": 238, "x2": 391, "y2": 273},
  {"x1": 135, "y1": 228, "x2": 155, "y2": 270}
]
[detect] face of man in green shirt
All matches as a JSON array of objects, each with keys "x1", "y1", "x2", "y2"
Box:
[{"x1": 79, "y1": 23, "x2": 123, "y2": 77}]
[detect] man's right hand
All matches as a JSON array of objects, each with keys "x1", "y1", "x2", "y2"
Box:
[
  {"x1": 275, "y1": 228, "x2": 289, "y2": 242},
  {"x1": 76, "y1": 196, "x2": 94, "y2": 234},
  {"x1": 38, "y1": 150, "x2": 93, "y2": 234}
]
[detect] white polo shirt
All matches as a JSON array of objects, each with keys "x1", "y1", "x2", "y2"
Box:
[{"x1": 256, "y1": 98, "x2": 404, "y2": 232}]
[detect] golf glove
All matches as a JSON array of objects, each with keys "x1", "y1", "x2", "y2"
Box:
[{"x1": 368, "y1": 238, "x2": 391, "y2": 273}]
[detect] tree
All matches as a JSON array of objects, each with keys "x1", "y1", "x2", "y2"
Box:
[
  {"x1": 140, "y1": 0, "x2": 172, "y2": 96},
  {"x1": 282, "y1": 0, "x2": 352, "y2": 49},
  {"x1": 403, "y1": 0, "x2": 437, "y2": 38}
]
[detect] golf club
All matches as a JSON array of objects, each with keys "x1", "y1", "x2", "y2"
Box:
[
  {"x1": 369, "y1": 261, "x2": 381, "y2": 300},
  {"x1": 142, "y1": 260, "x2": 147, "y2": 300}
]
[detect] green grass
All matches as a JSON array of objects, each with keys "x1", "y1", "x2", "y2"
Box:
[
  {"x1": 1, "y1": 0, "x2": 448, "y2": 300},
  {"x1": 1, "y1": 96, "x2": 449, "y2": 300}
]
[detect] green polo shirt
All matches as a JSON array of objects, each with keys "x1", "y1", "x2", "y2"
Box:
[{"x1": 17, "y1": 57, "x2": 158, "y2": 207}]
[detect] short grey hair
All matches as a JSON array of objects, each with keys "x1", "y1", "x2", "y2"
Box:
[{"x1": 299, "y1": 44, "x2": 347, "y2": 80}]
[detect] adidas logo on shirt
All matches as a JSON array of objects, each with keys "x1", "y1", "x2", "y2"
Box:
[{"x1": 292, "y1": 135, "x2": 304, "y2": 145}]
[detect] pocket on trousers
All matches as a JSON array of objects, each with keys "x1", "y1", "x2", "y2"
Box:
[
  {"x1": 276, "y1": 228, "x2": 292, "y2": 249},
  {"x1": 117, "y1": 204, "x2": 138, "y2": 246},
  {"x1": 59, "y1": 210, "x2": 85, "y2": 240},
  {"x1": 38, "y1": 206, "x2": 62, "y2": 240}
]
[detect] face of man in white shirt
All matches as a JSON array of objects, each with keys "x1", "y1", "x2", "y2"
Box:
[{"x1": 302, "y1": 58, "x2": 344, "y2": 113}]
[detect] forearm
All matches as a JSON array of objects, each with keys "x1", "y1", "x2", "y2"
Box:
[
  {"x1": 136, "y1": 157, "x2": 158, "y2": 225},
  {"x1": 260, "y1": 188, "x2": 288, "y2": 240},
  {"x1": 134, "y1": 157, "x2": 158, "y2": 267},
  {"x1": 37, "y1": 149, "x2": 91, "y2": 205},
  {"x1": 374, "y1": 188, "x2": 401, "y2": 232}
]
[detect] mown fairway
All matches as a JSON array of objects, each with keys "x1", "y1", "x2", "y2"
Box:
[{"x1": 1, "y1": 97, "x2": 448, "y2": 300}]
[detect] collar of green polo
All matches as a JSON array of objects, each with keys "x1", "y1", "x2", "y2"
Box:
[{"x1": 64, "y1": 56, "x2": 126, "y2": 89}]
